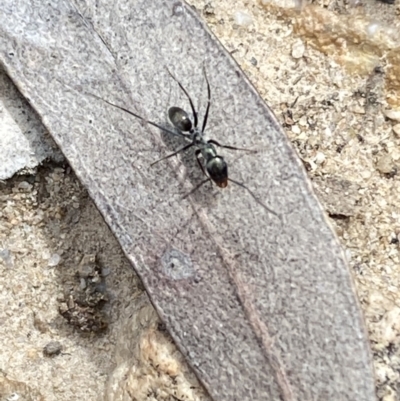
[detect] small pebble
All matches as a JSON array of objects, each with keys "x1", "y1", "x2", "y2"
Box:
[
  {"x1": 0, "y1": 248, "x2": 13, "y2": 267},
  {"x1": 18, "y1": 181, "x2": 32, "y2": 191},
  {"x1": 78, "y1": 264, "x2": 94, "y2": 278},
  {"x1": 291, "y1": 40, "x2": 305, "y2": 59},
  {"x1": 43, "y1": 341, "x2": 62, "y2": 357},
  {"x1": 384, "y1": 109, "x2": 400, "y2": 122},
  {"x1": 80, "y1": 277, "x2": 87, "y2": 290},
  {"x1": 392, "y1": 123, "x2": 400, "y2": 137},
  {"x1": 261, "y1": 0, "x2": 302, "y2": 8},
  {"x1": 234, "y1": 11, "x2": 253, "y2": 27},
  {"x1": 366, "y1": 22, "x2": 381, "y2": 38},
  {"x1": 376, "y1": 154, "x2": 394, "y2": 174},
  {"x1": 48, "y1": 254, "x2": 61, "y2": 267},
  {"x1": 314, "y1": 152, "x2": 326, "y2": 165},
  {"x1": 292, "y1": 125, "x2": 301, "y2": 134},
  {"x1": 351, "y1": 105, "x2": 366, "y2": 114},
  {"x1": 298, "y1": 115, "x2": 308, "y2": 127},
  {"x1": 6, "y1": 394, "x2": 19, "y2": 401}
]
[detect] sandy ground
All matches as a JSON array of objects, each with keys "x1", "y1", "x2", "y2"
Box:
[{"x1": 0, "y1": 0, "x2": 399, "y2": 400}]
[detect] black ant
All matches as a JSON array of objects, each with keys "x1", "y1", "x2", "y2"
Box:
[{"x1": 91, "y1": 68, "x2": 277, "y2": 217}]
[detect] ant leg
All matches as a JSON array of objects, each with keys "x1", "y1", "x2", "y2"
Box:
[
  {"x1": 182, "y1": 178, "x2": 210, "y2": 199},
  {"x1": 207, "y1": 139, "x2": 257, "y2": 153},
  {"x1": 182, "y1": 150, "x2": 211, "y2": 198},
  {"x1": 228, "y1": 178, "x2": 279, "y2": 218},
  {"x1": 150, "y1": 142, "x2": 194, "y2": 167},
  {"x1": 195, "y1": 149, "x2": 208, "y2": 177}
]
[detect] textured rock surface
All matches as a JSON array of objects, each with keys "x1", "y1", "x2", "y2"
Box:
[
  {"x1": 0, "y1": 69, "x2": 63, "y2": 180},
  {"x1": 1, "y1": 0, "x2": 398, "y2": 400}
]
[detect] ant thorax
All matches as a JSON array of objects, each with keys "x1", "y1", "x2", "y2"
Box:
[
  {"x1": 200, "y1": 141, "x2": 218, "y2": 162},
  {"x1": 191, "y1": 127, "x2": 207, "y2": 142}
]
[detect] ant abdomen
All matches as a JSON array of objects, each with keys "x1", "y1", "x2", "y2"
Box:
[
  {"x1": 206, "y1": 156, "x2": 228, "y2": 188},
  {"x1": 168, "y1": 107, "x2": 193, "y2": 132}
]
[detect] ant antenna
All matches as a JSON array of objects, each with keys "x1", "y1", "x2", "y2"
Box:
[
  {"x1": 165, "y1": 67, "x2": 198, "y2": 129},
  {"x1": 87, "y1": 93, "x2": 189, "y2": 140},
  {"x1": 201, "y1": 66, "x2": 211, "y2": 134}
]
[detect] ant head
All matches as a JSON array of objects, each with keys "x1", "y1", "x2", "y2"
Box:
[
  {"x1": 168, "y1": 107, "x2": 193, "y2": 132},
  {"x1": 206, "y1": 156, "x2": 228, "y2": 188}
]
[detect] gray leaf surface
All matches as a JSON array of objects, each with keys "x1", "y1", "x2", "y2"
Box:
[{"x1": 0, "y1": 1, "x2": 377, "y2": 400}]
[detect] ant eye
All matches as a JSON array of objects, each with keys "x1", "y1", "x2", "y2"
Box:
[{"x1": 169, "y1": 107, "x2": 192, "y2": 132}]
